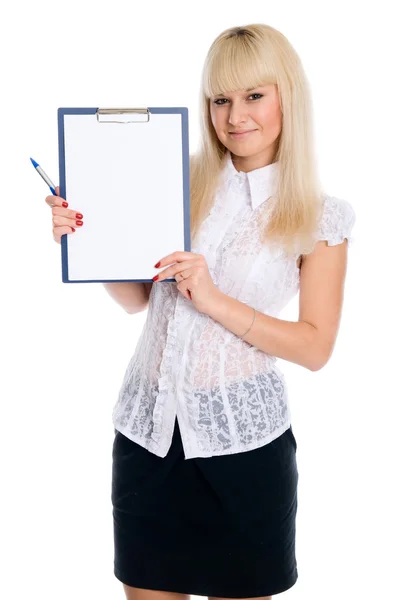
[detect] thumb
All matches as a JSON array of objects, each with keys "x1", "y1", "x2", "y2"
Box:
[{"x1": 55, "y1": 185, "x2": 60, "y2": 196}]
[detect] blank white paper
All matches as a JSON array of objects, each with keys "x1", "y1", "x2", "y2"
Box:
[{"x1": 61, "y1": 110, "x2": 187, "y2": 282}]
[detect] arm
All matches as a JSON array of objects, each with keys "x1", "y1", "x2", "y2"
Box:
[
  {"x1": 103, "y1": 281, "x2": 153, "y2": 314},
  {"x1": 206, "y1": 239, "x2": 349, "y2": 371}
]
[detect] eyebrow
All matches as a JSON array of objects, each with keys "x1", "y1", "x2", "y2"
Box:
[{"x1": 214, "y1": 88, "x2": 261, "y2": 97}]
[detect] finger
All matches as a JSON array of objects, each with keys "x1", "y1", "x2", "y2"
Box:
[
  {"x1": 45, "y1": 192, "x2": 65, "y2": 208},
  {"x1": 176, "y1": 281, "x2": 192, "y2": 301},
  {"x1": 157, "y1": 251, "x2": 196, "y2": 267},
  {"x1": 53, "y1": 225, "x2": 76, "y2": 244},
  {"x1": 155, "y1": 259, "x2": 197, "y2": 281},
  {"x1": 45, "y1": 185, "x2": 67, "y2": 208},
  {"x1": 52, "y1": 211, "x2": 84, "y2": 229}
]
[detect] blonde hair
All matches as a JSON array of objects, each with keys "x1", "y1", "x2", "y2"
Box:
[{"x1": 190, "y1": 23, "x2": 325, "y2": 257}]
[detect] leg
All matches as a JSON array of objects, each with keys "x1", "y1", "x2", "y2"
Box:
[{"x1": 122, "y1": 585, "x2": 190, "y2": 600}]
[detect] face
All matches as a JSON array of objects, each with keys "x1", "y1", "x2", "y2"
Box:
[{"x1": 209, "y1": 83, "x2": 282, "y2": 172}]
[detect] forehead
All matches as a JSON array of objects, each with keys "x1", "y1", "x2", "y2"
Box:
[{"x1": 203, "y1": 42, "x2": 277, "y2": 98}]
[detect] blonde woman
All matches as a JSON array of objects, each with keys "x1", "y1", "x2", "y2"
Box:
[{"x1": 47, "y1": 23, "x2": 355, "y2": 600}]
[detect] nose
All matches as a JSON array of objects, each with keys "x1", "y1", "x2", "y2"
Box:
[{"x1": 228, "y1": 102, "x2": 248, "y2": 127}]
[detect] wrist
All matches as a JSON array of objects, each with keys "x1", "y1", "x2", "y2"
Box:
[{"x1": 205, "y1": 288, "x2": 226, "y2": 320}]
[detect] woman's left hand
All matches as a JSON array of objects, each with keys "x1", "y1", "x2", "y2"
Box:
[{"x1": 153, "y1": 251, "x2": 222, "y2": 314}]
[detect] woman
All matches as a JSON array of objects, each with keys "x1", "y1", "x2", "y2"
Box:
[{"x1": 47, "y1": 23, "x2": 355, "y2": 600}]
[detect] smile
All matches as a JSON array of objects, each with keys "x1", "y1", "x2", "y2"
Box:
[{"x1": 229, "y1": 130, "x2": 257, "y2": 139}]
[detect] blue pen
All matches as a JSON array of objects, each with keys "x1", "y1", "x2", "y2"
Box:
[{"x1": 30, "y1": 157, "x2": 57, "y2": 196}]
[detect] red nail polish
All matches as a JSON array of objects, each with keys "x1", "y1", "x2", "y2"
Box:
[
  {"x1": 76, "y1": 220, "x2": 83, "y2": 226},
  {"x1": 62, "y1": 202, "x2": 68, "y2": 208},
  {"x1": 154, "y1": 261, "x2": 161, "y2": 268},
  {"x1": 152, "y1": 275, "x2": 159, "y2": 281},
  {"x1": 71, "y1": 227, "x2": 75, "y2": 232},
  {"x1": 76, "y1": 212, "x2": 83, "y2": 219}
]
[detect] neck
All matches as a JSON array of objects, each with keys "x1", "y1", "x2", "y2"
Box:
[{"x1": 230, "y1": 148, "x2": 277, "y2": 173}]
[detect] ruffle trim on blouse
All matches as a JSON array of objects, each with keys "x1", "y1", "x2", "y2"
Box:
[
  {"x1": 151, "y1": 290, "x2": 180, "y2": 446},
  {"x1": 316, "y1": 195, "x2": 356, "y2": 247},
  {"x1": 152, "y1": 291, "x2": 198, "y2": 449}
]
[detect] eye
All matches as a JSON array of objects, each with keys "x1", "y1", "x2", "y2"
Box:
[{"x1": 213, "y1": 93, "x2": 264, "y2": 105}]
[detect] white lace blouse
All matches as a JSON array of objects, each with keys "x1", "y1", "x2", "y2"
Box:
[{"x1": 112, "y1": 154, "x2": 356, "y2": 459}]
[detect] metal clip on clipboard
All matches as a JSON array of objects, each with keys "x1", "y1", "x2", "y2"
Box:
[{"x1": 96, "y1": 108, "x2": 150, "y2": 124}]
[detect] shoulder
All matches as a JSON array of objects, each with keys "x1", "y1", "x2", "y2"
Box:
[{"x1": 317, "y1": 194, "x2": 356, "y2": 246}]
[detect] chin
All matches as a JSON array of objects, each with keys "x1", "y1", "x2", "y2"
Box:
[{"x1": 228, "y1": 144, "x2": 261, "y2": 157}]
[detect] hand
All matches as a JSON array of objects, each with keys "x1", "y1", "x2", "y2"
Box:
[
  {"x1": 153, "y1": 251, "x2": 222, "y2": 315},
  {"x1": 45, "y1": 186, "x2": 84, "y2": 244}
]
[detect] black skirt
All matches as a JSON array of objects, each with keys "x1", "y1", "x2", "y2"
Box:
[{"x1": 111, "y1": 418, "x2": 299, "y2": 598}]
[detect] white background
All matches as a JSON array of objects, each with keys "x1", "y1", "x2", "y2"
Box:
[{"x1": 1, "y1": 1, "x2": 400, "y2": 599}]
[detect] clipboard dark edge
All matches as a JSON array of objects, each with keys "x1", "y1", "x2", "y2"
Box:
[{"x1": 57, "y1": 106, "x2": 191, "y2": 284}]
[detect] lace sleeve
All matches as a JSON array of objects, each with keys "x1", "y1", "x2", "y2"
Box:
[{"x1": 317, "y1": 195, "x2": 356, "y2": 247}]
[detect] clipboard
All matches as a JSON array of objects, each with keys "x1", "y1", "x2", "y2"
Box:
[{"x1": 57, "y1": 106, "x2": 191, "y2": 283}]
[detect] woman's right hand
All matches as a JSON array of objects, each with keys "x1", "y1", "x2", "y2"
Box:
[{"x1": 45, "y1": 186, "x2": 84, "y2": 244}]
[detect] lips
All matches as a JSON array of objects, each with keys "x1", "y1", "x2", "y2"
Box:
[
  {"x1": 229, "y1": 129, "x2": 257, "y2": 139},
  {"x1": 229, "y1": 129, "x2": 255, "y2": 134}
]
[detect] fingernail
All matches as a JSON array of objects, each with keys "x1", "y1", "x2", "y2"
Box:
[
  {"x1": 154, "y1": 261, "x2": 161, "y2": 268},
  {"x1": 71, "y1": 227, "x2": 76, "y2": 232},
  {"x1": 152, "y1": 275, "x2": 159, "y2": 281},
  {"x1": 62, "y1": 202, "x2": 68, "y2": 208},
  {"x1": 76, "y1": 212, "x2": 83, "y2": 219},
  {"x1": 76, "y1": 220, "x2": 83, "y2": 226}
]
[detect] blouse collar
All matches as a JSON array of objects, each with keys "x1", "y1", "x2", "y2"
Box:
[{"x1": 222, "y1": 152, "x2": 279, "y2": 210}]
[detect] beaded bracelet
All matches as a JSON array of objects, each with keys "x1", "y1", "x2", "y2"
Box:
[{"x1": 239, "y1": 307, "x2": 256, "y2": 339}]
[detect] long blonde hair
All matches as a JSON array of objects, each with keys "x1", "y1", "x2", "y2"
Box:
[{"x1": 190, "y1": 23, "x2": 325, "y2": 257}]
